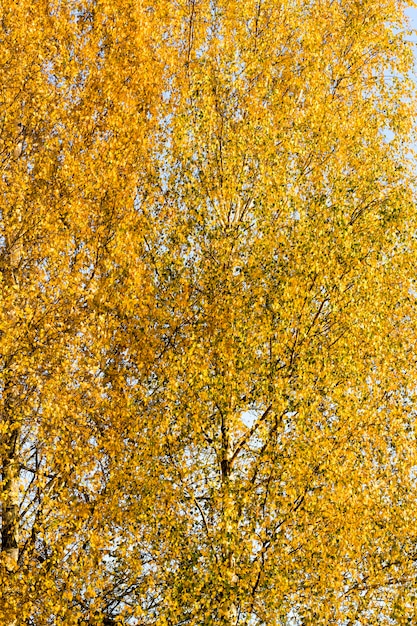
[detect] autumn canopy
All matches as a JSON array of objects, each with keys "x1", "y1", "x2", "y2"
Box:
[{"x1": 1, "y1": 0, "x2": 417, "y2": 624}]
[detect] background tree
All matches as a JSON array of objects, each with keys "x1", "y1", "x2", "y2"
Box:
[{"x1": 0, "y1": 1, "x2": 167, "y2": 623}]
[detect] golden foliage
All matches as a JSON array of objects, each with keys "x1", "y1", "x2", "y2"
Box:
[{"x1": 1, "y1": 0, "x2": 417, "y2": 624}]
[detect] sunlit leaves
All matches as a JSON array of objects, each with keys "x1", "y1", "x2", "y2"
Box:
[{"x1": 1, "y1": 0, "x2": 417, "y2": 624}]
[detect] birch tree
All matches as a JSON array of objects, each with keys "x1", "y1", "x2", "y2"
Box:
[{"x1": 1, "y1": 0, "x2": 417, "y2": 625}]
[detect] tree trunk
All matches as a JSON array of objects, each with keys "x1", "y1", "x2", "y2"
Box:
[
  {"x1": 220, "y1": 415, "x2": 238, "y2": 625},
  {"x1": 1, "y1": 430, "x2": 19, "y2": 571},
  {"x1": 1, "y1": 222, "x2": 22, "y2": 626}
]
